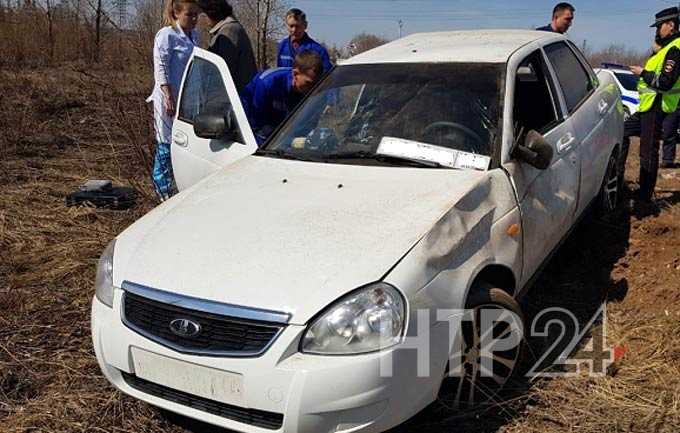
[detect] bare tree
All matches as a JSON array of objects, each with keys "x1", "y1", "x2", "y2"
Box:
[
  {"x1": 348, "y1": 33, "x2": 389, "y2": 56},
  {"x1": 584, "y1": 43, "x2": 648, "y2": 68},
  {"x1": 325, "y1": 43, "x2": 346, "y2": 63},
  {"x1": 94, "y1": 0, "x2": 103, "y2": 61},
  {"x1": 45, "y1": 0, "x2": 54, "y2": 61},
  {"x1": 234, "y1": 0, "x2": 288, "y2": 69},
  {"x1": 133, "y1": 0, "x2": 163, "y2": 46}
]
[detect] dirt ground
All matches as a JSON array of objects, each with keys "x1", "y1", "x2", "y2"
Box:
[{"x1": 1, "y1": 66, "x2": 679, "y2": 433}]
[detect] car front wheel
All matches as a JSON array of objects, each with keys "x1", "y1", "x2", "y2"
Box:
[{"x1": 437, "y1": 286, "x2": 524, "y2": 409}]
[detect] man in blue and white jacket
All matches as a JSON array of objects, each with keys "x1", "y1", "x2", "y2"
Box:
[
  {"x1": 241, "y1": 50, "x2": 324, "y2": 145},
  {"x1": 277, "y1": 8, "x2": 332, "y2": 74}
]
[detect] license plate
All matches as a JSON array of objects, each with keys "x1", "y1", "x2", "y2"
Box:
[{"x1": 131, "y1": 347, "x2": 244, "y2": 406}]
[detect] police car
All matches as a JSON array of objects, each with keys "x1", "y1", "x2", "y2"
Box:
[{"x1": 595, "y1": 63, "x2": 639, "y2": 120}]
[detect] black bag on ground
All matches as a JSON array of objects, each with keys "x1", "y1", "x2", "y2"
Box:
[{"x1": 66, "y1": 180, "x2": 136, "y2": 210}]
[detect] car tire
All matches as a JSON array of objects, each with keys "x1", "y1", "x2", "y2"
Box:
[
  {"x1": 595, "y1": 149, "x2": 621, "y2": 217},
  {"x1": 437, "y1": 285, "x2": 524, "y2": 409}
]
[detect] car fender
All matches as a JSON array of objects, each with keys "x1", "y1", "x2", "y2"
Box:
[{"x1": 384, "y1": 169, "x2": 521, "y2": 320}]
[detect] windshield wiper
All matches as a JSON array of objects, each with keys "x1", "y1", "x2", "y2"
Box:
[
  {"x1": 254, "y1": 148, "x2": 321, "y2": 162},
  {"x1": 324, "y1": 151, "x2": 447, "y2": 168}
]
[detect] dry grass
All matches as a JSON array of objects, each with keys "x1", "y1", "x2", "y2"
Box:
[
  {"x1": 0, "y1": 63, "x2": 163, "y2": 433},
  {"x1": 500, "y1": 313, "x2": 680, "y2": 433},
  {"x1": 1, "y1": 65, "x2": 680, "y2": 433}
]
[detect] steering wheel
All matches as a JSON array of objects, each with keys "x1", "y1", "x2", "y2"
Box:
[{"x1": 422, "y1": 121, "x2": 485, "y2": 154}]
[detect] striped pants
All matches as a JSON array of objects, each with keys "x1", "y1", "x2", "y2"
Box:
[{"x1": 152, "y1": 141, "x2": 177, "y2": 201}]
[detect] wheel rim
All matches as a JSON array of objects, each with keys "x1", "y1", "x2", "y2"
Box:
[
  {"x1": 439, "y1": 304, "x2": 522, "y2": 409},
  {"x1": 603, "y1": 155, "x2": 619, "y2": 212}
]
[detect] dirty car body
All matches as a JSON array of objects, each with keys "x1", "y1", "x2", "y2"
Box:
[{"x1": 91, "y1": 30, "x2": 624, "y2": 433}]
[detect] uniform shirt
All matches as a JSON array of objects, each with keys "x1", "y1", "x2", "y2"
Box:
[
  {"x1": 277, "y1": 33, "x2": 333, "y2": 73},
  {"x1": 147, "y1": 24, "x2": 200, "y2": 143},
  {"x1": 240, "y1": 68, "x2": 304, "y2": 145},
  {"x1": 207, "y1": 16, "x2": 257, "y2": 92},
  {"x1": 641, "y1": 34, "x2": 680, "y2": 93}
]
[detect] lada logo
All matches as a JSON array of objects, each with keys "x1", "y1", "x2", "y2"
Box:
[{"x1": 169, "y1": 318, "x2": 201, "y2": 338}]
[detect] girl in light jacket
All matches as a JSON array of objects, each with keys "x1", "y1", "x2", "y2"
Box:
[{"x1": 147, "y1": 0, "x2": 201, "y2": 200}]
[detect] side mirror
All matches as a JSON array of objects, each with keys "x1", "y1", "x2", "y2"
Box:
[
  {"x1": 193, "y1": 110, "x2": 237, "y2": 140},
  {"x1": 513, "y1": 130, "x2": 554, "y2": 170}
]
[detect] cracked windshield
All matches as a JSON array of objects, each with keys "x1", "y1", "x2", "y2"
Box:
[{"x1": 264, "y1": 63, "x2": 503, "y2": 168}]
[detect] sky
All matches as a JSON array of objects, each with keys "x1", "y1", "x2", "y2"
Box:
[{"x1": 291, "y1": 0, "x2": 680, "y2": 52}]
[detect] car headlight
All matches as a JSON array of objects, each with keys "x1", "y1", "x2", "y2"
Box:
[
  {"x1": 95, "y1": 239, "x2": 116, "y2": 308},
  {"x1": 301, "y1": 283, "x2": 406, "y2": 355}
]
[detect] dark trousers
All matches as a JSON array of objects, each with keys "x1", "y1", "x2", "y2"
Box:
[
  {"x1": 662, "y1": 108, "x2": 680, "y2": 164},
  {"x1": 622, "y1": 105, "x2": 665, "y2": 201}
]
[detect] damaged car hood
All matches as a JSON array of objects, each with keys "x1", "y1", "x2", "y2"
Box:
[{"x1": 114, "y1": 156, "x2": 490, "y2": 324}]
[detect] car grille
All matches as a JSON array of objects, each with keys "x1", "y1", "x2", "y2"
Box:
[
  {"x1": 122, "y1": 291, "x2": 284, "y2": 357},
  {"x1": 122, "y1": 372, "x2": 284, "y2": 430}
]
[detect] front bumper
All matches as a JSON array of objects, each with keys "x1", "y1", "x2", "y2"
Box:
[{"x1": 91, "y1": 290, "x2": 441, "y2": 433}]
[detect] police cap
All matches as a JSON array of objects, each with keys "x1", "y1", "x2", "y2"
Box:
[{"x1": 651, "y1": 7, "x2": 680, "y2": 28}]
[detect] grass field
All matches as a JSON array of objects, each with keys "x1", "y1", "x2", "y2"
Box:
[{"x1": 1, "y1": 65, "x2": 679, "y2": 433}]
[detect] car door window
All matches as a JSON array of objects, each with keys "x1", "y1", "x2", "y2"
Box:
[
  {"x1": 178, "y1": 57, "x2": 232, "y2": 124},
  {"x1": 513, "y1": 50, "x2": 561, "y2": 136},
  {"x1": 544, "y1": 42, "x2": 594, "y2": 113},
  {"x1": 171, "y1": 48, "x2": 258, "y2": 192}
]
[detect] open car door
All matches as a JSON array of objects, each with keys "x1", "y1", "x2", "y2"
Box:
[{"x1": 171, "y1": 48, "x2": 258, "y2": 191}]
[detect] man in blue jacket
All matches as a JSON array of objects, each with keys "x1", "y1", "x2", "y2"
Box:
[
  {"x1": 241, "y1": 50, "x2": 324, "y2": 145},
  {"x1": 277, "y1": 8, "x2": 332, "y2": 74}
]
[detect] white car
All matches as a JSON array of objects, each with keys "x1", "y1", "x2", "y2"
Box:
[
  {"x1": 595, "y1": 65, "x2": 639, "y2": 120},
  {"x1": 92, "y1": 30, "x2": 624, "y2": 433}
]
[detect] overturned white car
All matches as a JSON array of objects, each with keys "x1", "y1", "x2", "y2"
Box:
[{"x1": 91, "y1": 30, "x2": 624, "y2": 433}]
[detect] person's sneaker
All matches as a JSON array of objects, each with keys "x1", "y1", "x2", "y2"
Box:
[{"x1": 660, "y1": 161, "x2": 680, "y2": 169}]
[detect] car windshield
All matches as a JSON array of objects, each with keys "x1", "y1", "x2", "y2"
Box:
[
  {"x1": 262, "y1": 63, "x2": 503, "y2": 169},
  {"x1": 614, "y1": 72, "x2": 638, "y2": 92}
]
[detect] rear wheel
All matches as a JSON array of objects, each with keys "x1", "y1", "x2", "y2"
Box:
[
  {"x1": 437, "y1": 287, "x2": 524, "y2": 409},
  {"x1": 623, "y1": 106, "x2": 631, "y2": 122},
  {"x1": 596, "y1": 149, "x2": 621, "y2": 216}
]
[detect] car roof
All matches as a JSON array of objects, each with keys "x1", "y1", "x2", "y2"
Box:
[{"x1": 341, "y1": 29, "x2": 566, "y2": 65}]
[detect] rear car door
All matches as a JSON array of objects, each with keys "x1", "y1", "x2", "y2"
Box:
[
  {"x1": 502, "y1": 48, "x2": 580, "y2": 285},
  {"x1": 544, "y1": 41, "x2": 616, "y2": 218},
  {"x1": 171, "y1": 48, "x2": 258, "y2": 191}
]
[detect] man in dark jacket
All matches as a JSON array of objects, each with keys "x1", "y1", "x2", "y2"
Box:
[
  {"x1": 198, "y1": 0, "x2": 257, "y2": 92},
  {"x1": 536, "y1": 3, "x2": 575, "y2": 34}
]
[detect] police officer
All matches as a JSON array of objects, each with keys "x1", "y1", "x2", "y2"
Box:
[
  {"x1": 623, "y1": 7, "x2": 680, "y2": 209},
  {"x1": 277, "y1": 8, "x2": 332, "y2": 74},
  {"x1": 241, "y1": 50, "x2": 324, "y2": 145}
]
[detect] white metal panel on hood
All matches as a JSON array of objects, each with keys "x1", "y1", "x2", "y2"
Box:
[{"x1": 114, "y1": 156, "x2": 490, "y2": 325}]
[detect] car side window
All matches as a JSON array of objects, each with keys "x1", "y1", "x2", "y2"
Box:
[
  {"x1": 566, "y1": 41, "x2": 597, "y2": 78},
  {"x1": 513, "y1": 50, "x2": 561, "y2": 136},
  {"x1": 178, "y1": 58, "x2": 232, "y2": 124},
  {"x1": 544, "y1": 42, "x2": 594, "y2": 113}
]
